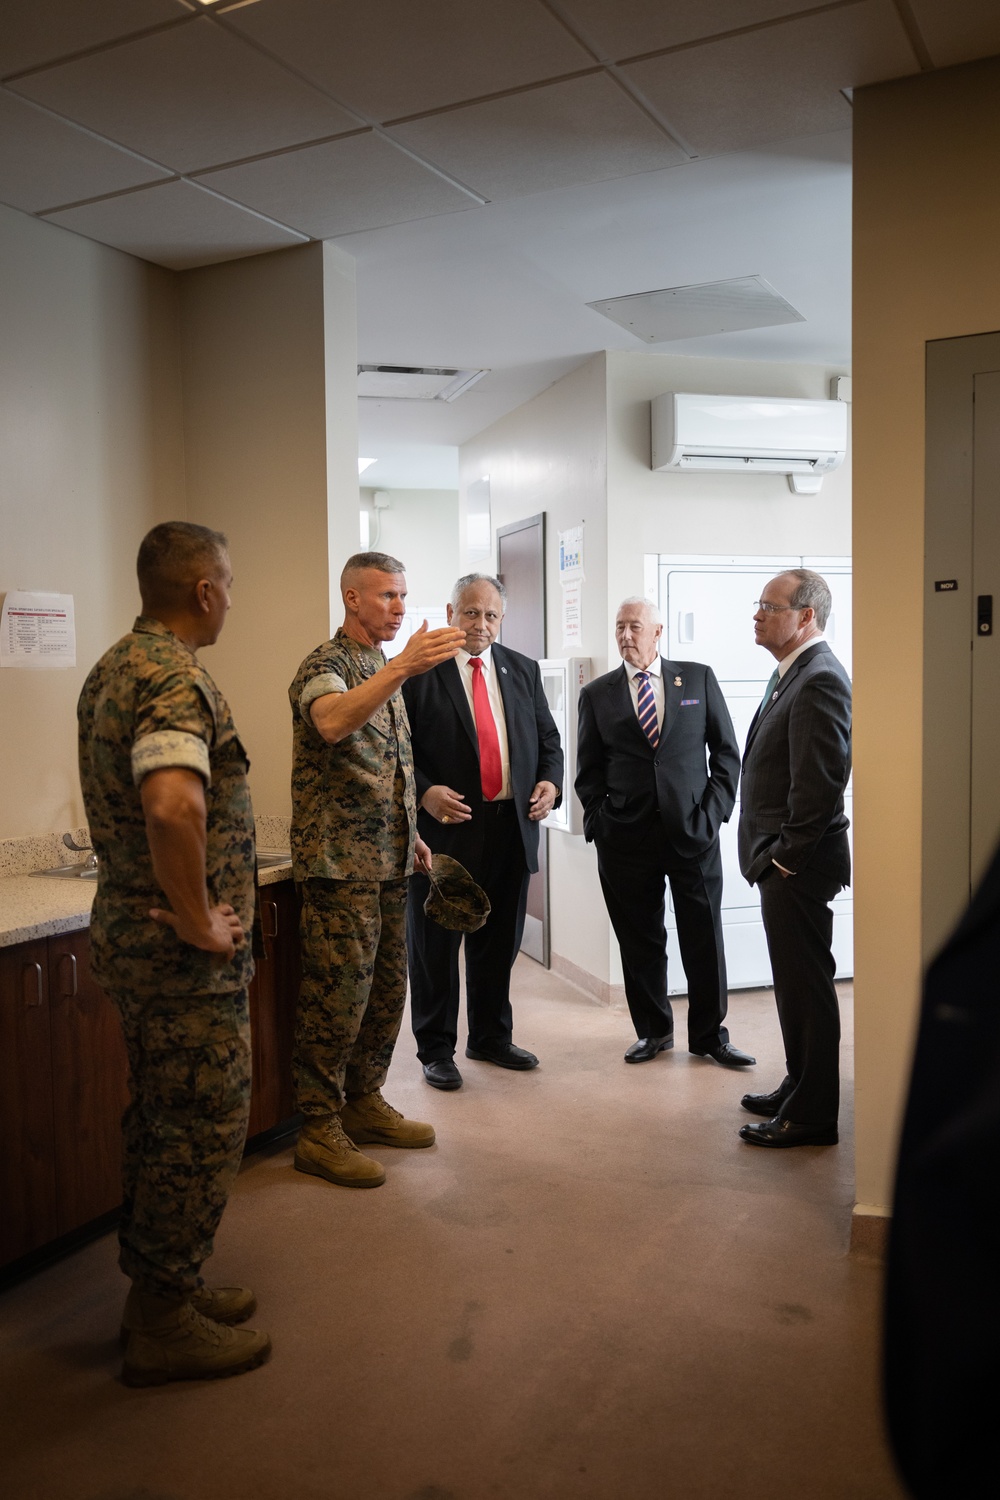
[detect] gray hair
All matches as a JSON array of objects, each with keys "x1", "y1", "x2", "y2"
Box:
[
  {"x1": 786, "y1": 569, "x2": 832, "y2": 630},
  {"x1": 451, "y1": 573, "x2": 507, "y2": 610},
  {"x1": 616, "y1": 595, "x2": 662, "y2": 626},
  {"x1": 341, "y1": 551, "x2": 406, "y2": 589}
]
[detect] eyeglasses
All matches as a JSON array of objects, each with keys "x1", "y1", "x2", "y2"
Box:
[{"x1": 753, "y1": 600, "x2": 799, "y2": 615}]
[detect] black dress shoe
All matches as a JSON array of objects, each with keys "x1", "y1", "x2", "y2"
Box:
[
  {"x1": 465, "y1": 1041, "x2": 539, "y2": 1070},
  {"x1": 624, "y1": 1034, "x2": 674, "y2": 1063},
  {"x1": 422, "y1": 1059, "x2": 463, "y2": 1091},
  {"x1": 741, "y1": 1086, "x2": 792, "y2": 1117},
  {"x1": 691, "y1": 1041, "x2": 756, "y2": 1068},
  {"x1": 739, "y1": 1117, "x2": 838, "y2": 1148}
]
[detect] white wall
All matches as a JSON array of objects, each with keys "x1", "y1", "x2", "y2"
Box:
[
  {"x1": 0, "y1": 204, "x2": 184, "y2": 839},
  {"x1": 360, "y1": 487, "x2": 460, "y2": 612}
]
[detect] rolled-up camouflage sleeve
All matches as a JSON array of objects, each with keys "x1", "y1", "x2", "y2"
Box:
[
  {"x1": 131, "y1": 670, "x2": 216, "y2": 786},
  {"x1": 299, "y1": 671, "x2": 348, "y2": 724}
]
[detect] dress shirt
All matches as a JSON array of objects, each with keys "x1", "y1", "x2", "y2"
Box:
[
  {"x1": 456, "y1": 646, "x2": 512, "y2": 799},
  {"x1": 624, "y1": 655, "x2": 664, "y2": 737}
]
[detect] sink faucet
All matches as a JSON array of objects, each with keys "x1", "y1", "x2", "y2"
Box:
[{"x1": 64, "y1": 832, "x2": 99, "y2": 872}]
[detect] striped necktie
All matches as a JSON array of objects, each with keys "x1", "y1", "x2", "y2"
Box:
[{"x1": 635, "y1": 670, "x2": 659, "y2": 748}]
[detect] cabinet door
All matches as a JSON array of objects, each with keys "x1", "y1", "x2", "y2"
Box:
[
  {"x1": 47, "y1": 931, "x2": 129, "y2": 1234},
  {"x1": 248, "y1": 883, "x2": 301, "y2": 1138},
  {"x1": 0, "y1": 941, "x2": 58, "y2": 1266}
]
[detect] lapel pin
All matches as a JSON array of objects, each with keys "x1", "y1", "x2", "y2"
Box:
[
  {"x1": 673, "y1": 676, "x2": 682, "y2": 687},
  {"x1": 501, "y1": 666, "x2": 507, "y2": 674}
]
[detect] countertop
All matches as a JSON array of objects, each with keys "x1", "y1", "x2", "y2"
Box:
[{"x1": 0, "y1": 858, "x2": 292, "y2": 950}]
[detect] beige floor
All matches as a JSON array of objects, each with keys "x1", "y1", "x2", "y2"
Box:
[{"x1": 0, "y1": 961, "x2": 905, "y2": 1500}]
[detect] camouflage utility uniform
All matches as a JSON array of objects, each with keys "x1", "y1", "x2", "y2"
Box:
[
  {"x1": 78, "y1": 616, "x2": 255, "y2": 1298},
  {"x1": 289, "y1": 627, "x2": 415, "y2": 1115}
]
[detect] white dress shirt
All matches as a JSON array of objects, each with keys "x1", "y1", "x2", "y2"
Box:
[
  {"x1": 624, "y1": 655, "x2": 664, "y2": 737},
  {"x1": 456, "y1": 646, "x2": 512, "y2": 799}
]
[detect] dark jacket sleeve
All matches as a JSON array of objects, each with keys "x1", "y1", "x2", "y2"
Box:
[
  {"x1": 699, "y1": 666, "x2": 741, "y2": 835},
  {"x1": 400, "y1": 677, "x2": 433, "y2": 804},
  {"x1": 769, "y1": 670, "x2": 852, "y2": 873},
  {"x1": 530, "y1": 661, "x2": 564, "y2": 800},
  {"x1": 574, "y1": 686, "x2": 606, "y2": 843}
]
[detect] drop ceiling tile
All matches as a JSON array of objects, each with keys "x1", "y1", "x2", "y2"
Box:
[
  {"x1": 9, "y1": 16, "x2": 360, "y2": 175},
  {"x1": 0, "y1": 0, "x2": 184, "y2": 78},
  {"x1": 621, "y1": 0, "x2": 919, "y2": 156},
  {"x1": 908, "y1": 0, "x2": 1000, "y2": 67},
  {"x1": 555, "y1": 0, "x2": 814, "y2": 60},
  {"x1": 0, "y1": 90, "x2": 171, "y2": 213},
  {"x1": 389, "y1": 74, "x2": 685, "y2": 200},
  {"x1": 199, "y1": 131, "x2": 477, "y2": 238},
  {"x1": 224, "y1": 0, "x2": 593, "y2": 121},
  {"x1": 43, "y1": 178, "x2": 308, "y2": 271}
]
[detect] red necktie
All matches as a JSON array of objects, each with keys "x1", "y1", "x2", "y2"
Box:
[{"x1": 469, "y1": 656, "x2": 503, "y2": 801}]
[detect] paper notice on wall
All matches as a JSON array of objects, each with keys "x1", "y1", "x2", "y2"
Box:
[
  {"x1": 558, "y1": 525, "x2": 585, "y2": 584},
  {"x1": 561, "y1": 581, "x2": 583, "y2": 648},
  {"x1": 1, "y1": 591, "x2": 76, "y2": 669}
]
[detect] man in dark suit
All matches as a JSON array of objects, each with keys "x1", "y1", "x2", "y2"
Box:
[
  {"x1": 737, "y1": 569, "x2": 852, "y2": 1148},
  {"x1": 403, "y1": 573, "x2": 563, "y2": 1090},
  {"x1": 575, "y1": 597, "x2": 753, "y2": 1069}
]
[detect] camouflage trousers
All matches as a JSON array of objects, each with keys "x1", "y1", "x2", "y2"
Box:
[
  {"x1": 111, "y1": 986, "x2": 252, "y2": 1297},
  {"x1": 294, "y1": 878, "x2": 408, "y2": 1116}
]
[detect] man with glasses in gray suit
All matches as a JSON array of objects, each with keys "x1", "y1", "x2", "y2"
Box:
[{"x1": 738, "y1": 569, "x2": 852, "y2": 1148}]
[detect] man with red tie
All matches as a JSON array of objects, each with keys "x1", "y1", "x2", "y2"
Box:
[
  {"x1": 576, "y1": 598, "x2": 754, "y2": 1069},
  {"x1": 403, "y1": 574, "x2": 563, "y2": 1090}
]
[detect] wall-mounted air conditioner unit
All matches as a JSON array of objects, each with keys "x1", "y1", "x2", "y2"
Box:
[{"x1": 651, "y1": 392, "x2": 848, "y2": 494}]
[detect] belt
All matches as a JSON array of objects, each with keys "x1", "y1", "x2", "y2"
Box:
[{"x1": 482, "y1": 799, "x2": 515, "y2": 816}]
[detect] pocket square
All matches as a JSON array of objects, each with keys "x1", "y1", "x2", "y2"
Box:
[{"x1": 679, "y1": 698, "x2": 700, "y2": 707}]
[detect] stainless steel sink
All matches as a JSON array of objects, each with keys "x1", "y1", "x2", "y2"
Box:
[
  {"x1": 257, "y1": 852, "x2": 291, "y2": 868},
  {"x1": 30, "y1": 864, "x2": 98, "y2": 880}
]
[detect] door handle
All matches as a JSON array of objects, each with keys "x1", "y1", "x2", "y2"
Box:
[
  {"x1": 262, "y1": 900, "x2": 278, "y2": 940},
  {"x1": 58, "y1": 951, "x2": 79, "y2": 998},
  {"x1": 23, "y1": 961, "x2": 43, "y2": 1007}
]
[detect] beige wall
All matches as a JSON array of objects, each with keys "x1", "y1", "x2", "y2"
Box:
[
  {"x1": 180, "y1": 242, "x2": 354, "y2": 819},
  {"x1": 0, "y1": 210, "x2": 359, "y2": 839},
  {"x1": 0, "y1": 205, "x2": 184, "y2": 839},
  {"x1": 852, "y1": 55, "x2": 1000, "y2": 1213}
]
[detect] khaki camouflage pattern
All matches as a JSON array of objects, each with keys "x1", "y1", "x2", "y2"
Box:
[
  {"x1": 77, "y1": 616, "x2": 256, "y2": 996},
  {"x1": 288, "y1": 628, "x2": 415, "y2": 883},
  {"x1": 113, "y1": 985, "x2": 252, "y2": 1296},
  {"x1": 293, "y1": 879, "x2": 408, "y2": 1115}
]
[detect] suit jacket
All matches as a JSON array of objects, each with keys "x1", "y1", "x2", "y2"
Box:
[
  {"x1": 402, "y1": 643, "x2": 563, "y2": 877},
  {"x1": 884, "y1": 839, "x2": 1000, "y2": 1497},
  {"x1": 575, "y1": 658, "x2": 739, "y2": 859},
  {"x1": 738, "y1": 641, "x2": 852, "y2": 886}
]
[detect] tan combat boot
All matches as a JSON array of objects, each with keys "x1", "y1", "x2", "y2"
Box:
[
  {"x1": 294, "y1": 1113, "x2": 386, "y2": 1187},
  {"x1": 120, "y1": 1290, "x2": 271, "y2": 1388},
  {"x1": 119, "y1": 1282, "x2": 257, "y2": 1346},
  {"x1": 341, "y1": 1089, "x2": 436, "y2": 1148}
]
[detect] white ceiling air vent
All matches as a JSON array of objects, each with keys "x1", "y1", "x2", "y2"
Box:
[
  {"x1": 587, "y1": 276, "x2": 805, "y2": 343},
  {"x1": 357, "y1": 365, "x2": 489, "y2": 402}
]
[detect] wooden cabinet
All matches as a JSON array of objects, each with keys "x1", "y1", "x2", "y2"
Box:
[
  {"x1": 1, "y1": 878, "x2": 301, "y2": 1276},
  {"x1": 0, "y1": 929, "x2": 128, "y2": 1269},
  {"x1": 248, "y1": 880, "x2": 301, "y2": 1140}
]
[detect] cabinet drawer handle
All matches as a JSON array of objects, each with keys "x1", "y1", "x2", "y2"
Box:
[
  {"x1": 23, "y1": 961, "x2": 43, "y2": 1007},
  {"x1": 58, "y1": 952, "x2": 79, "y2": 998},
  {"x1": 262, "y1": 901, "x2": 278, "y2": 940}
]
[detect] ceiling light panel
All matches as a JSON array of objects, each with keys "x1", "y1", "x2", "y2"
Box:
[
  {"x1": 358, "y1": 366, "x2": 488, "y2": 401},
  {"x1": 199, "y1": 132, "x2": 476, "y2": 239},
  {"x1": 0, "y1": 0, "x2": 181, "y2": 78},
  {"x1": 587, "y1": 276, "x2": 805, "y2": 342},
  {"x1": 620, "y1": 2, "x2": 918, "y2": 156},
  {"x1": 8, "y1": 17, "x2": 360, "y2": 175},
  {"x1": 0, "y1": 90, "x2": 171, "y2": 213},
  {"x1": 388, "y1": 73, "x2": 684, "y2": 202},
  {"x1": 43, "y1": 177, "x2": 307, "y2": 270},
  {"x1": 224, "y1": 0, "x2": 593, "y2": 122}
]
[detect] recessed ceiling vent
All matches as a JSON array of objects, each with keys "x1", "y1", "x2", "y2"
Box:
[
  {"x1": 587, "y1": 276, "x2": 805, "y2": 343},
  {"x1": 357, "y1": 365, "x2": 489, "y2": 402}
]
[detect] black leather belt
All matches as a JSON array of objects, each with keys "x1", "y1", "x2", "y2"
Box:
[{"x1": 482, "y1": 799, "x2": 515, "y2": 816}]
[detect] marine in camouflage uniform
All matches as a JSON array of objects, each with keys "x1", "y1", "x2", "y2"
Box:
[
  {"x1": 79, "y1": 615, "x2": 255, "y2": 1297},
  {"x1": 288, "y1": 552, "x2": 464, "y2": 1188},
  {"x1": 77, "y1": 520, "x2": 269, "y2": 1385}
]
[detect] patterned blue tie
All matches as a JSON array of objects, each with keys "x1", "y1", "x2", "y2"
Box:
[{"x1": 635, "y1": 671, "x2": 659, "y2": 748}]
